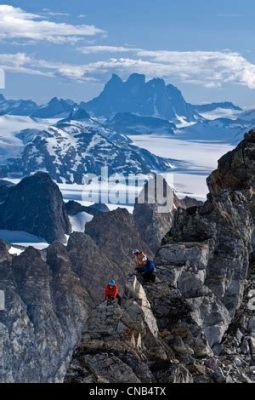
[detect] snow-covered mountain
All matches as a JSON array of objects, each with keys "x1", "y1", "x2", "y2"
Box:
[
  {"x1": 83, "y1": 73, "x2": 245, "y2": 139},
  {"x1": 0, "y1": 94, "x2": 38, "y2": 116},
  {"x1": 0, "y1": 94, "x2": 77, "y2": 119},
  {"x1": 0, "y1": 74, "x2": 249, "y2": 183},
  {"x1": 0, "y1": 74, "x2": 244, "y2": 142},
  {"x1": 178, "y1": 108, "x2": 255, "y2": 143},
  {"x1": 178, "y1": 117, "x2": 249, "y2": 143},
  {"x1": 0, "y1": 111, "x2": 177, "y2": 183}
]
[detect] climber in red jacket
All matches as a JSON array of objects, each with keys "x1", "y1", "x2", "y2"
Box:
[{"x1": 104, "y1": 279, "x2": 122, "y2": 305}]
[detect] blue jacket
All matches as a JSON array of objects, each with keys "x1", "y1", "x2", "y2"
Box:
[{"x1": 138, "y1": 259, "x2": 156, "y2": 274}]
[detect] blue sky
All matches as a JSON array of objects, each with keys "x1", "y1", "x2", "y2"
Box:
[{"x1": 0, "y1": 0, "x2": 255, "y2": 106}]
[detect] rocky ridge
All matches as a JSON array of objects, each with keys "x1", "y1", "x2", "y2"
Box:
[{"x1": 65, "y1": 130, "x2": 255, "y2": 383}]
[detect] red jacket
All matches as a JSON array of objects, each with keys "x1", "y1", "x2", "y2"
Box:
[{"x1": 105, "y1": 284, "x2": 118, "y2": 299}]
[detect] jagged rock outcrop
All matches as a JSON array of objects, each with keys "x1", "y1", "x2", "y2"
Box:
[
  {"x1": 66, "y1": 257, "x2": 255, "y2": 383},
  {"x1": 152, "y1": 243, "x2": 231, "y2": 349},
  {"x1": 65, "y1": 275, "x2": 193, "y2": 383},
  {"x1": 85, "y1": 207, "x2": 153, "y2": 270},
  {"x1": 0, "y1": 172, "x2": 71, "y2": 243},
  {"x1": 159, "y1": 129, "x2": 255, "y2": 328},
  {"x1": 67, "y1": 128, "x2": 255, "y2": 383},
  {"x1": 133, "y1": 175, "x2": 183, "y2": 252},
  {"x1": 0, "y1": 231, "x2": 126, "y2": 383},
  {"x1": 157, "y1": 129, "x2": 255, "y2": 354},
  {"x1": 0, "y1": 244, "x2": 89, "y2": 382}
]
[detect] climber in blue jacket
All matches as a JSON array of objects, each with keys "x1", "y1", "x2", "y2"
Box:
[{"x1": 133, "y1": 250, "x2": 156, "y2": 283}]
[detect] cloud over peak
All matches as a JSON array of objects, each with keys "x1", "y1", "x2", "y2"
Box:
[
  {"x1": 77, "y1": 47, "x2": 255, "y2": 89},
  {"x1": 1, "y1": 49, "x2": 255, "y2": 91}
]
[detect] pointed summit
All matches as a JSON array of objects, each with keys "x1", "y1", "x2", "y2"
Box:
[
  {"x1": 32, "y1": 97, "x2": 75, "y2": 118},
  {"x1": 106, "y1": 73, "x2": 123, "y2": 88},
  {"x1": 102, "y1": 73, "x2": 124, "y2": 96},
  {"x1": 111, "y1": 73, "x2": 123, "y2": 81},
  {"x1": 49, "y1": 96, "x2": 60, "y2": 104}
]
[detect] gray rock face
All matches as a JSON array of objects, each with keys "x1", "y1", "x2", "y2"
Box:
[
  {"x1": 67, "y1": 266, "x2": 248, "y2": 383},
  {"x1": 0, "y1": 231, "x2": 124, "y2": 382},
  {"x1": 85, "y1": 207, "x2": 153, "y2": 270},
  {"x1": 133, "y1": 175, "x2": 181, "y2": 253},
  {"x1": 67, "y1": 232, "x2": 123, "y2": 300},
  {"x1": 0, "y1": 172, "x2": 71, "y2": 243},
  {"x1": 155, "y1": 241, "x2": 209, "y2": 269},
  {"x1": 133, "y1": 176, "x2": 203, "y2": 253},
  {"x1": 65, "y1": 275, "x2": 193, "y2": 383},
  {"x1": 64, "y1": 245, "x2": 255, "y2": 384},
  {"x1": 0, "y1": 244, "x2": 90, "y2": 382},
  {"x1": 156, "y1": 129, "x2": 255, "y2": 348}
]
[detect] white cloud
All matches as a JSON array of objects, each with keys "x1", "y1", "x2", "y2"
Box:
[
  {"x1": 41, "y1": 9, "x2": 71, "y2": 17},
  {"x1": 0, "y1": 5, "x2": 104, "y2": 44},
  {"x1": 75, "y1": 45, "x2": 255, "y2": 89},
  {"x1": 1, "y1": 49, "x2": 255, "y2": 90},
  {"x1": 0, "y1": 53, "x2": 54, "y2": 77},
  {"x1": 79, "y1": 45, "x2": 141, "y2": 54},
  {"x1": 136, "y1": 50, "x2": 255, "y2": 88},
  {"x1": 0, "y1": 52, "x2": 96, "y2": 81}
]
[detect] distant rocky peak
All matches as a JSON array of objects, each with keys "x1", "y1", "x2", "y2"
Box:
[
  {"x1": 48, "y1": 96, "x2": 61, "y2": 105},
  {"x1": 84, "y1": 73, "x2": 197, "y2": 121}
]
